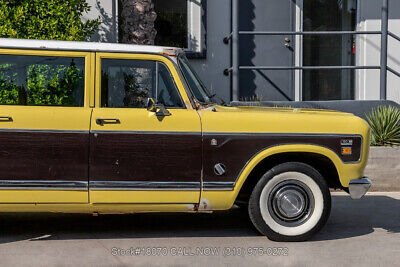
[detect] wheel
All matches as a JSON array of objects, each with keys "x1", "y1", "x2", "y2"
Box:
[{"x1": 248, "y1": 162, "x2": 331, "y2": 241}]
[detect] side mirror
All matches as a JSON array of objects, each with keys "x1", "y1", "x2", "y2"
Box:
[
  {"x1": 146, "y1": 98, "x2": 171, "y2": 117},
  {"x1": 146, "y1": 98, "x2": 157, "y2": 112}
]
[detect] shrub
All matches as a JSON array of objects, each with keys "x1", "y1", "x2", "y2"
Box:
[
  {"x1": 0, "y1": 0, "x2": 100, "y2": 41},
  {"x1": 0, "y1": 0, "x2": 99, "y2": 105},
  {"x1": 0, "y1": 59, "x2": 84, "y2": 106},
  {"x1": 366, "y1": 105, "x2": 400, "y2": 146}
]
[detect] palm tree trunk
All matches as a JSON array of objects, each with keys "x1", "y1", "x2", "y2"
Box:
[{"x1": 120, "y1": 0, "x2": 157, "y2": 45}]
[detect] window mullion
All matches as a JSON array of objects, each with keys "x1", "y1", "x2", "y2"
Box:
[{"x1": 155, "y1": 61, "x2": 159, "y2": 102}]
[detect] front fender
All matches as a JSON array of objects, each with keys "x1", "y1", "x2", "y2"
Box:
[{"x1": 200, "y1": 144, "x2": 365, "y2": 210}]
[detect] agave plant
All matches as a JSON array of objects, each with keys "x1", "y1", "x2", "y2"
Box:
[{"x1": 366, "y1": 105, "x2": 400, "y2": 146}]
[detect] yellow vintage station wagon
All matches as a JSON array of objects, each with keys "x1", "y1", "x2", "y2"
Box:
[{"x1": 0, "y1": 38, "x2": 371, "y2": 241}]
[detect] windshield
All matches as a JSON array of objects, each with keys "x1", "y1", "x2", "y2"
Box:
[{"x1": 178, "y1": 54, "x2": 220, "y2": 105}]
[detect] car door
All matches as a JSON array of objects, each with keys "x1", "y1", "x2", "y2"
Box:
[
  {"x1": 0, "y1": 49, "x2": 92, "y2": 203},
  {"x1": 89, "y1": 53, "x2": 202, "y2": 204}
]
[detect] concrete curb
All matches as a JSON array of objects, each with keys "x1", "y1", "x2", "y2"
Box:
[{"x1": 364, "y1": 146, "x2": 400, "y2": 191}]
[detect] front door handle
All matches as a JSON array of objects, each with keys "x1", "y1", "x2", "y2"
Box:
[
  {"x1": 0, "y1": 116, "x2": 13, "y2": 122},
  {"x1": 95, "y1": 118, "x2": 120, "y2": 126}
]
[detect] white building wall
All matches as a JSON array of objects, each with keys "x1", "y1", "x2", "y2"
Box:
[
  {"x1": 82, "y1": 0, "x2": 118, "y2": 43},
  {"x1": 357, "y1": 0, "x2": 400, "y2": 103},
  {"x1": 84, "y1": 0, "x2": 400, "y2": 103}
]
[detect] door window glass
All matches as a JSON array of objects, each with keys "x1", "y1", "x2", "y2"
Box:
[
  {"x1": 101, "y1": 59, "x2": 183, "y2": 108},
  {"x1": 0, "y1": 54, "x2": 85, "y2": 106},
  {"x1": 303, "y1": 0, "x2": 357, "y2": 100}
]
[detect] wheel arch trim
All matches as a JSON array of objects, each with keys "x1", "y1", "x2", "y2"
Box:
[
  {"x1": 201, "y1": 144, "x2": 348, "y2": 210},
  {"x1": 233, "y1": 145, "x2": 344, "y2": 194}
]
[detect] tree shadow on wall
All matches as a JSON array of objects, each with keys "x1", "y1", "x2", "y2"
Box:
[
  {"x1": 91, "y1": 0, "x2": 118, "y2": 43},
  {"x1": 238, "y1": 0, "x2": 297, "y2": 101}
]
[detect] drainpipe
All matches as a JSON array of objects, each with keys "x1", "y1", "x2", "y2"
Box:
[
  {"x1": 232, "y1": 0, "x2": 239, "y2": 101},
  {"x1": 380, "y1": 0, "x2": 389, "y2": 100}
]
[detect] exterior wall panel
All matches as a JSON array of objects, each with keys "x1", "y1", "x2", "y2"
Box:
[
  {"x1": 357, "y1": 0, "x2": 400, "y2": 103},
  {"x1": 86, "y1": 0, "x2": 400, "y2": 103}
]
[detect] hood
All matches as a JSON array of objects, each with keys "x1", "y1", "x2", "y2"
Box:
[
  {"x1": 198, "y1": 105, "x2": 369, "y2": 137},
  {"x1": 215, "y1": 105, "x2": 354, "y2": 116}
]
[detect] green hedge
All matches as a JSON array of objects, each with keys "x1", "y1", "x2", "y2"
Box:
[
  {"x1": 0, "y1": 60, "x2": 84, "y2": 106},
  {"x1": 0, "y1": 0, "x2": 99, "y2": 106},
  {"x1": 0, "y1": 0, "x2": 100, "y2": 41}
]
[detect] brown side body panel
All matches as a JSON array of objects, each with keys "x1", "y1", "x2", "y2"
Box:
[
  {"x1": 203, "y1": 133, "x2": 362, "y2": 184},
  {"x1": 0, "y1": 131, "x2": 89, "y2": 181},
  {"x1": 0, "y1": 130, "x2": 360, "y2": 188},
  {"x1": 89, "y1": 132, "x2": 202, "y2": 182}
]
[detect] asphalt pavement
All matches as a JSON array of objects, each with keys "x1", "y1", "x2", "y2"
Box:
[{"x1": 0, "y1": 192, "x2": 399, "y2": 267}]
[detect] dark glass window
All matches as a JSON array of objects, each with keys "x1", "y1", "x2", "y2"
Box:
[
  {"x1": 0, "y1": 54, "x2": 84, "y2": 106},
  {"x1": 101, "y1": 59, "x2": 183, "y2": 108},
  {"x1": 303, "y1": 0, "x2": 357, "y2": 100},
  {"x1": 154, "y1": 0, "x2": 187, "y2": 48},
  {"x1": 178, "y1": 54, "x2": 212, "y2": 104}
]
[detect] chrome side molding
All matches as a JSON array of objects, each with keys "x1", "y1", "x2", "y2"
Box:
[
  {"x1": 0, "y1": 180, "x2": 236, "y2": 191},
  {"x1": 349, "y1": 177, "x2": 372, "y2": 199},
  {"x1": 0, "y1": 180, "x2": 88, "y2": 190},
  {"x1": 90, "y1": 181, "x2": 235, "y2": 191},
  {"x1": 89, "y1": 181, "x2": 201, "y2": 191},
  {"x1": 202, "y1": 182, "x2": 235, "y2": 191}
]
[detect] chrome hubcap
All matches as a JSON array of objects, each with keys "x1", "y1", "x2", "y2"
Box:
[
  {"x1": 268, "y1": 180, "x2": 314, "y2": 227},
  {"x1": 274, "y1": 187, "x2": 306, "y2": 219}
]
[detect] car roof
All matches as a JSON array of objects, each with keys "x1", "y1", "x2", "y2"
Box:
[{"x1": 0, "y1": 38, "x2": 182, "y2": 55}]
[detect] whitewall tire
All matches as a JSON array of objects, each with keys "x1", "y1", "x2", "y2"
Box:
[{"x1": 248, "y1": 162, "x2": 331, "y2": 241}]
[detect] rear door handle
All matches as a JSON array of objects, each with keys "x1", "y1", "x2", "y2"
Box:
[
  {"x1": 0, "y1": 116, "x2": 13, "y2": 122},
  {"x1": 95, "y1": 118, "x2": 120, "y2": 126}
]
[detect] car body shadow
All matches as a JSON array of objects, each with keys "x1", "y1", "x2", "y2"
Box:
[
  {"x1": 0, "y1": 195, "x2": 398, "y2": 244},
  {"x1": 311, "y1": 194, "x2": 400, "y2": 241}
]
